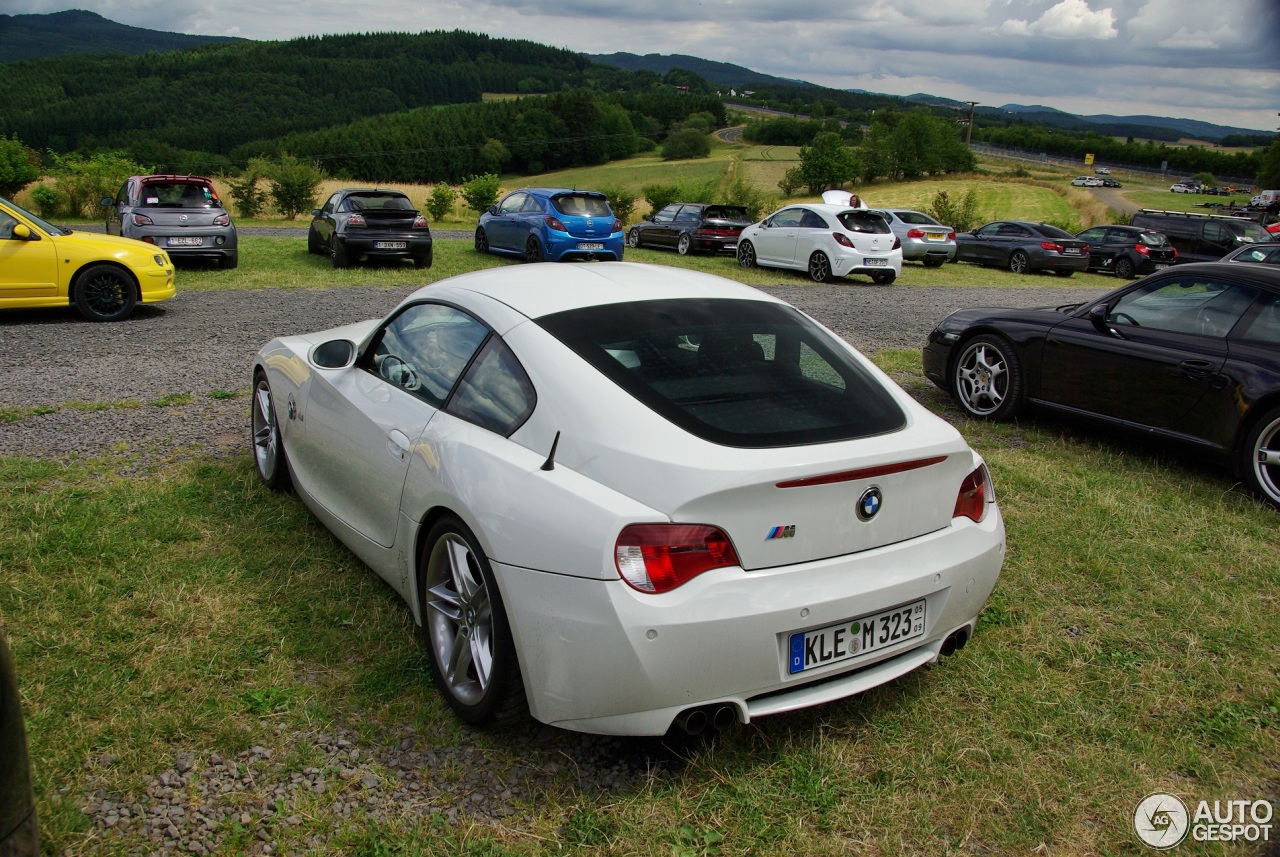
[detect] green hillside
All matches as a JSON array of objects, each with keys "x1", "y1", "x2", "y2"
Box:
[{"x1": 0, "y1": 9, "x2": 244, "y2": 61}]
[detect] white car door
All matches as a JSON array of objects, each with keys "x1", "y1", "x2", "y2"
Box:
[
  {"x1": 754, "y1": 208, "x2": 804, "y2": 267},
  {"x1": 297, "y1": 303, "x2": 490, "y2": 547}
]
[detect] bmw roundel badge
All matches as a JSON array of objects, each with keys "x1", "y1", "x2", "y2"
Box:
[{"x1": 856, "y1": 486, "x2": 883, "y2": 521}]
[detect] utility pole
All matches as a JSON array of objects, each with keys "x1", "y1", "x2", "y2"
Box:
[{"x1": 964, "y1": 101, "x2": 979, "y2": 146}]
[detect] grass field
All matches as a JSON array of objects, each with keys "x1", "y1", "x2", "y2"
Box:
[{"x1": 4, "y1": 148, "x2": 1278, "y2": 856}]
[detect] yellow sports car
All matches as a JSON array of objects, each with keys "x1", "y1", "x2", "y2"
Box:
[{"x1": 0, "y1": 195, "x2": 175, "y2": 321}]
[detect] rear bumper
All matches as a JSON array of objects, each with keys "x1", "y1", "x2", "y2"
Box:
[
  {"x1": 494, "y1": 507, "x2": 1004, "y2": 735},
  {"x1": 900, "y1": 238, "x2": 957, "y2": 262},
  {"x1": 336, "y1": 232, "x2": 433, "y2": 260},
  {"x1": 1030, "y1": 252, "x2": 1089, "y2": 272},
  {"x1": 544, "y1": 231, "x2": 625, "y2": 262}
]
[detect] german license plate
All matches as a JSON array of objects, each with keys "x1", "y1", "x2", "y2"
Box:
[
  {"x1": 167, "y1": 237, "x2": 203, "y2": 247},
  {"x1": 1063, "y1": 247, "x2": 1081, "y2": 254},
  {"x1": 374, "y1": 241, "x2": 407, "y2": 249},
  {"x1": 787, "y1": 599, "x2": 926, "y2": 675},
  {"x1": 865, "y1": 258, "x2": 887, "y2": 266},
  {"x1": 578, "y1": 242, "x2": 604, "y2": 251}
]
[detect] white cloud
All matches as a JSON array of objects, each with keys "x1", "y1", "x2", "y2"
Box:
[{"x1": 1026, "y1": 0, "x2": 1117, "y2": 39}]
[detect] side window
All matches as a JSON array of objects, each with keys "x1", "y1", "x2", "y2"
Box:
[
  {"x1": 1105, "y1": 228, "x2": 1132, "y2": 244},
  {"x1": 675, "y1": 207, "x2": 701, "y2": 223},
  {"x1": 447, "y1": 338, "x2": 537, "y2": 436},
  {"x1": 116, "y1": 181, "x2": 131, "y2": 206},
  {"x1": 1234, "y1": 293, "x2": 1280, "y2": 345},
  {"x1": 1203, "y1": 222, "x2": 1229, "y2": 245},
  {"x1": 799, "y1": 210, "x2": 827, "y2": 229},
  {"x1": 498, "y1": 193, "x2": 527, "y2": 215},
  {"x1": 1108, "y1": 277, "x2": 1258, "y2": 338},
  {"x1": 654, "y1": 205, "x2": 679, "y2": 224},
  {"x1": 367, "y1": 304, "x2": 489, "y2": 406},
  {"x1": 772, "y1": 209, "x2": 805, "y2": 228},
  {"x1": 975, "y1": 223, "x2": 1002, "y2": 237},
  {"x1": 0, "y1": 210, "x2": 17, "y2": 239},
  {"x1": 1077, "y1": 227, "x2": 1105, "y2": 244},
  {"x1": 520, "y1": 195, "x2": 543, "y2": 213},
  {"x1": 323, "y1": 193, "x2": 341, "y2": 214}
]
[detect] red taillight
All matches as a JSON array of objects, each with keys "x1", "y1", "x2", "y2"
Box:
[
  {"x1": 348, "y1": 213, "x2": 366, "y2": 227},
  {"x1": 953, "y1": 464, "x2": 993, "y2": 523},
  {"x1": 907, "y1": 228, "x2": 925, "y2": 239},
  {"x1": 213, "y1": 213, "x2": 230, "y2": 226},
  {"x1": 947, "y1": 231, "x2": 956, "y2": 241},
  {"x1": 131, "y1": 213, "x2": 153, "y2": 226},
  {"x1": 612, "y1": 218, "x2": 623, "y2": 232},
  {"x1": 615, "y1": 524, "x2": 740, "y2": 593},
  {"x1": 1135, "y1": 243, "x2": 1150, "y2": 257},
  {"x1": 1040, "y1": 241, "x2": 1063, "y2": 253},
  {"x1": 892, "y1": 236, "x2": 902, "y2": 250},
  {"x1": 544, "y1": 215, "x2": 567, "y2": 232},
  {"x1": 1172, "y1": 246, "x2": 1179, "y2": 259},
  {"x1": 414, "y1": 214, "x2": 429, "y2": 228},
  {"x1": 833, "y1": 232, "x2": 855, "y2": 248}
]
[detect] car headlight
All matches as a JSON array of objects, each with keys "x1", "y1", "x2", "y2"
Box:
[{"x1": 153, "y1": 255, "x2": 167, "y2": 266}]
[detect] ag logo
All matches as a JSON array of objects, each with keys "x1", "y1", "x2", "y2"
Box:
[
  {"x1": 1134, "y1": 792, "x2": 1189, "y2": 849},
  {"x1": 856, "y1": 486, "x2": 882, "y2": 521}
]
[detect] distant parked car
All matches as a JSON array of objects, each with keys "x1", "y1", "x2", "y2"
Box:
[
  {"x1": 626, "y1": 203, "x2": 752, "y2": 255},
  {"x1": 1074, "y1": 224, "x2": 1178, "y2": 279},
  {"x1": 1072, "y1": 176, "x2": 1102, "y2": 187},
  {"x1": 476, "y1": 188, "x2": 624, "y2": 262},
  {"x1": 1100, "y1": 178, "x2": 1123, "y2": 188},
  {"x1": 1094, "y1": 167, "x2": 1111, "y2": 175},
  {"x1": 737, "y1": 204, "x2": 902, "y2": 284},
  {"x1": 102, "y1": 174, "x2": 237, "y2": 269},
  {"x1": 3, "y1": 194, "x2": 175, "y2": 322},
  {"x1": 954, "y1": 221, "x2": 1089, "y2": 276},
  {"x1": 1131, "y1": 209, "x2": 1272, "y2": 264},
  {"x1": 309, "y1": 188, "x2": 433, "y2": 269},
  {"x1": 877, "y1": 209, "x2": 956, "y2": 267},
  {"x1": 923, "y1": 262, "x2": 1280, "y2": 510},
  {"x1": 1222, "y1": 242, "x2": 1280, "y2": 265},
  {"x1": 0, "y1": 629, "x2": 38, "y2": 856},
  {"x1": 1170, "y1": 183, "x2": 1197, "y2": 193}
]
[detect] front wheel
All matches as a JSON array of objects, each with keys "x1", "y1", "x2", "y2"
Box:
[
  {"x1": 420, "y1": 516, "x2": 525, "y2": 726},
  {"x1": 1008, "y1": 250, "x2": 1029, "y2": 275},
  {"x1": 73, "y1": 264, "x2": 137, "y2": 322},
  {"x1": 627, "y1": 228, "x2": 641, "y2": 249},
  {"x1": 737, "y1": 241, "x2": 757, "y2": 269},
  {"x1": 474, "y1": 227, "x2": 489, "y2": 254},
  {"x1": 677, "y1": 233, "x2": 692, "y2": 256},
  {"x1": 871, "y1": 270, "x2": 896, "y2": 285},
  {"x1": 524, "y1": 236, "x2": 544, "y2": 263},
  {"x1": 251, "y1": 371, "x2": 291, "y2": 491},
  {"x1": 807, "y1": 251, "x2": 832, "y2": 283},
  {"x1": 951, "y1": 334, "x2": 1025, "y2": 420},
  {"x1": 1242, "y1": 406, "x2": 1280, "y2": 509}
]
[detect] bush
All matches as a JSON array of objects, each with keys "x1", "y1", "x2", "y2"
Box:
[
  {"x1": 719, "y1": 171, "x2": 775, "y2": 221},
  {"x1": 661, "y1": 129, "x2": 711, "y2": 161},
  {"x1": 0, "y1": 135, "x2": 39, "y2": 198},
  {"x1": 47, "y1": 150, "x2": 149, "y2": 217},
  {"x1": 641, "y1": 184, "x2": 681, "y2": 214},
  {"x1": 228, "y1": 160, "x2": 269, "y2": 219},
  {"x1": 460, "y1": 173, "x2": 502, "y2": 214},
  {"x1": 929, "y1": 189, "x2": 981, "y2": 233},
  {"x1": 28, "y1": 183, "x2": 66, "y2": 218},
  {"x1": 425, "y1": 183, "x2": 457, "y2": 222},
  {"x1": 600, "y1": 186, "x2": 636, "y2": 224},
  {"x1": 265, "y1": 156, "x2": 325, "y2": 220}
]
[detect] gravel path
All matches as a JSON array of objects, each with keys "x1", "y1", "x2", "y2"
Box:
[
  {"x1": 0, "y1": 278, "x2": 1104, "y2": 463},
  {"x1": 2, "y1": 270, "x2": 1105, "y2": 852}
]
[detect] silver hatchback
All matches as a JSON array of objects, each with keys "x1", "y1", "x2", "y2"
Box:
[{"x1": 103, "y1": 174, "x2": 238, "y2": 269}]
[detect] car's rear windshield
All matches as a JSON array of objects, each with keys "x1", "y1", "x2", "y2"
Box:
[
  {"x1": 537, "y1": 298, "x2": 906, "y2": 448},
  {"x1": 551, "y1": 193, "x2": 612, "y2": 218},
  {"x1": 140, "y1": 181, "x2": 220, "y2": 209},
  {"x1": 891, "y1": 211, "x2": 939, "y2": 226},
  {"x1": 837, "y1": 211, "x2": 891, "y2": 234},
  {"x1": 703, "y1": 206, "x2": 749, "y2": 221},
  {"x1": 1036, "y1": 224, "x2": 1077, "y2": 240},
  {"x1": 1138, "y1": 231, "x2": 1171, "y2": 246},
  {"x1": 346, "y1": 193, "x2": 413, "y2": 211}
]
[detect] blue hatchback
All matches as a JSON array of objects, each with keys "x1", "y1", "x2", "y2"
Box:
[{"x1": 475, "y1": 188, "x2": 624, "y2": 262}]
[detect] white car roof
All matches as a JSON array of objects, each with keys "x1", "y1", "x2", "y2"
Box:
[{"x1": 401, "y1": 262, "x2": 784, "y2": 323}]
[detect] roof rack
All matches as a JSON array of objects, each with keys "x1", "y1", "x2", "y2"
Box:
[{"x1": 1136, "y1": 208, "x2": 1270, "y2": 225}]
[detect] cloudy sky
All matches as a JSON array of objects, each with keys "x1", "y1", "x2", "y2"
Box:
[{"x1": 9, "y1": 0, "x2": 1280, "y2": 132}]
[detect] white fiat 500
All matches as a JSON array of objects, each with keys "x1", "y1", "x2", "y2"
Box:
[
  {"x1": 737, "y1": 203, "x2": 904, "y2": 284},
  {"x1": 251, "y1": 264, "x2": 1004, "y2": 736}
]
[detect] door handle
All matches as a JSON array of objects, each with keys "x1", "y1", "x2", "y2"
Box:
[
  {"x1": 386, "y1": 429, "x2": 411, "y2": 461},
  {"x1": 1178, "y1": 360, "x2": 1216, "y2": 381}
]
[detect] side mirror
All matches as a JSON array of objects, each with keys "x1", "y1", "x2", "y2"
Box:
[
  {"x1": 1088, "y1": 304, "x2": 1108, "y2": 325},
  {"x1": 644, "y1": 213, "x2": 655, "y2": 222},
  {"x1": 100, "y1": 197, "x2": 115, "y2": 208},
  {"x1": 488, "y1": 205, "x2": 499, "y2": 216},
  {"x1": 11, "y1": 224, "x2": 32, "y2": 240},
  {"x1": 310, "y1": 339, "x2": 357, "y2": 370},
  {"x1": 311, "y1": 209, "x2": 322, "y2": 217}
]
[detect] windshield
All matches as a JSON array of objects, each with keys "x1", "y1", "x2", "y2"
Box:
[
  {"x1": 538, "y1": 298, "x2": 906, "y2": 448},
  {"x1": 0, "y1": 195, "x2": 66, "y2": 236}
]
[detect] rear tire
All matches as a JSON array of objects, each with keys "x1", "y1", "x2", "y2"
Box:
[
  {"x1": 331, "y1": 240, "x2": 348, "y2": 269},
  {"x1": 220, "y1": 253, "x2": 238, "y2": 270},
  {"x1": 420, "y1": 515, "x2": 526, "y2": 726},
  {"x1": 72, "y1": 264, "x2": 137, "y2": 322},
  {"x1": 922, "y1": 258, "x2": 945, "y2": 268},
  {"x1": 1242, "y1": 405, "x2": 1280, "y2": 509},
  {"x1": 525, "y1": 236, "x2": 543, "y2": 263},
  {"x1": 677, "y1": 233, "x2": 692, "y2": 256},
  {"x1": 807, "y1": 251, "x2": 832, "y2": 283},
  {"x1": 871, "y1": 270, "x2": 896, "y2": 284},
  {"x1": 950, "y1": 334, "x2": 1024, "y2": 420},
  {"x1": 1114, "y1": 257, "x2": 1136, "y2": 279}
]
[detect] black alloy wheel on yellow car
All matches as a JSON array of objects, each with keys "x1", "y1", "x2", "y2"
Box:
[{"x1": 73, "y1": 264, "x2": 137, "y2": 322}]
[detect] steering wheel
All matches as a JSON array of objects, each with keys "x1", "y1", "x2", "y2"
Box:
[
  {"x1": 377, "y1": 354, "x2": 421, "y2": 391},
  {"x1": 1111, "y1": 311, "x2": 1140, "y2": 326}
]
